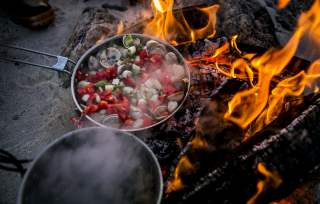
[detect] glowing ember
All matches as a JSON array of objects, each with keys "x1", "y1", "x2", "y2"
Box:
[
  {"x1": 278, "y1": 0, "x2": 291, "y2": 9},
  {"x1": 144, "y1": 0, "x2": 219, "y2": 45},
  {"x1": 116, "y1": 21, "x2": 125, "y2": 34},
  {"x1": 166, "y1": 156, "x2": 195, "y2": 193},
  {"x1": 247, "y1": 163, "x2": 282, "y2": 204},
  {"x1": 191, "y1": 133, "x2": 208, "y2": 149}
]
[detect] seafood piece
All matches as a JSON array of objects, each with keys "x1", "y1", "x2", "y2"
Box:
[
  {"x1": 121, "y1": 70, "x2": 132, "y2": 79},
  {"x1": 149, "y1": 46, "x2": 166, "y2": 56},
  {"x1": 77, "y1": 80, "x2": 91, "y2": 88},
  {"x1": 146, "y1": 40, "x2": 167, "y2": 56},
  {"x1": 105, "y1": 84, "x2": 114, "y2": 91},
  {"x1": 130, "y1": 106, "x2": 142, "y2": 120},
  {"x1": 112, "y1": 78, "x2": 120, "y2": 85},
  {"x1": 146, "y1": 40, "x2": 159, "y2": 49},
  {"x1": 81, "y1": 94, "x2": 90, "y2": 103},
  {"x1": 128, "y1": 46, "x2": 136, "y2": 55},
  {"x1": 133, "y1": 38, "x2": 141, "y2": 45},
  {"x1": 133, "y1": 118, "x2": 144, "y2": 128},
  {"x1": 88, "y1": 56, "x2": 100, "y2": 70},
  {"x1": 117, "y1": 64, "x2": 131, "y2": 75},
  {"x1": 144, "y1": 79, "x2": 162, "y2": 90},
  {"x1": 168, "y1": 101, "x2": 178, "y2": 112},
  {"x1": 170, "y1": 64, "x2": 186, "y2": 82},
  {"x1": 149, "y1": 94, "x2": 159, "y2": 102},
  {"x1": 165, "y1": 52, "x2": 178, "y2": 64},
  {"x1": 138, "y1": 98, "x2": 147, "y2": 107},
  {"x1": 123, "y1": 86, "x2": 134, "y2": 95},
  {"x1": 120, "y1": 48, "x2": 129, "y2": 57},
  {"x1": 100, "y1": 47, "x2": 121, "y2": 67},
  {"x1": 132, "y1": 64, "x2": 141, "y2": 75},
  {"x1": 95, "y1": 94, "x2": 101, "y2": 103}
]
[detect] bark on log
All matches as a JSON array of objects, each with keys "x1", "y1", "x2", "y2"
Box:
[{"x1": 173, "y1": 97, "x2": 320, "y2": 204}]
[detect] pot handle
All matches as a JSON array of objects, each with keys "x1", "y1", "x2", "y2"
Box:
[
  {"x1": 0, "y1": 44, "x2": 76, "y2": 75},
  {"x1": 0, "y1": 149, "x2": 32, "y2": 177}
]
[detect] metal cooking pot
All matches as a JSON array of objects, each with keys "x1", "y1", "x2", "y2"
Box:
[
  {"x1": 0, "y1": 34, "x2": 191, "y2": 131},
  {"x1": 0, "y1": 127, "x2": 163, "y2": 204}
]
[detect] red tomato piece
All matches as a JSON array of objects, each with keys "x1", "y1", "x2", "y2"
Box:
[
  {"x1": 76, "y1": 70, "x2": 86, "y2": 81},
  {"x1": 138, "y1": 50, "x2": 148, "y2": 59},
  {"x1": 77, "y1": 84, "x2": 95, "y2": 96},
  {"x1": 150, "y1": 54, "x2": 163, "y2": 63},
  {"x1": 99, "y1": 90, "x2": 112, "y2": 101},
  {"x1": 106, "y1": 105, "x2": 118, "y2": 114},
  {"x1": 158, "y1": 95, "x2": 166, "y2": 103},
  {"x1": 94, "y1": 66, "x2": 117, "y2": 81},
  {"x1": 143, "y1": 116, "x2": 153, "y2": 127},
  {"x1": 98, "y1": 100, "x2": 109, "y2": 109},
  {"x1": 83, "y1": 104, "x2": 99, "y2": 114},
  {"x1": 163, "y1": 84, "x2": 177, "y2": 96},
  {"x1": 123, "y1": 77, "x2": 136, "y2": 87},
  {"x1": 123, "y1": 118, "x2": 134, "y2": 128},
  {"x1": 159, "y1": 71, "x2": 172, "y2": 85},
  {"x1": 105, "y1": 66, "x2": 117, "y2": 80}
]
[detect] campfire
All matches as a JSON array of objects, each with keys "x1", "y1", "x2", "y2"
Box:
[{"x1": 63, "y1": 0, "x2": 320, "y2": 203}]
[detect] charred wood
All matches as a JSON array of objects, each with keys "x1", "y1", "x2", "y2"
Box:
[
  {"x1": 173, "y1": 97, "x2": 320, "y2": 204},
  {"x1": 163, "y1": 78, "x2": 247, "y2": 200}
]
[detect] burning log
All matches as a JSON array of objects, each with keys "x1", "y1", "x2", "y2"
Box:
[
  {"x1": 165, "y1": 96, "x2": 320, "y2": 204},
  {"x1": 164, "y1": 78, "x2": 248, "y2": 196}
]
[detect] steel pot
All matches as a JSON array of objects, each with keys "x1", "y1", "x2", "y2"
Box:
[
  {"x1": 0, "y1": 34, "x2": 191, "y2": 131},
  {"x1": 0, "y1": 127, "x2": 163, "y2": 204}
]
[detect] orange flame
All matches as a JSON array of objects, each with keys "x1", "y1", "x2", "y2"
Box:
[
  {"x1": 166, "y1": 156, "x2": 195, "y2": 193},
  {"x1": 166, "y1": 132, "x2": 207, "y2": 194},
  {"x1": 116, "y1": 21, "x2": 124, "y2": 35},
  {"x1": 225, "y1": 0, "x2": 320, "y2": 136},
  {"x1": 247, "y1": 163, "x2": 282, "y2": 204},
  {"x1": 191, "y1": 134, "x2": 208, "y2": 149},
  {"x1": 144, "y1": 0, "x2": 219, "y2": 45},
  {"x1": 278, "y1": 0, "x2": 291, "y2": 9},
  {"x1": 231, "y1": 35, "x2": 242, "y2": 54}
]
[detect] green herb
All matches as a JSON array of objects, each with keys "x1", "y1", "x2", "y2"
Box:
[
  {"x1": 136, "y1": 44, "x2": 143, "y2": 51},
  {"x1": 123, "y1": 35, "x2": 134, "y2": 48},
  {"x1": 95, "y1": 80, "x2": 108, "y2": 88}
]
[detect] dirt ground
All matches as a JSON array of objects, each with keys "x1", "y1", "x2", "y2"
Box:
[{"x1": 0, "y1": 1, "x2": 127, "y2": 203}]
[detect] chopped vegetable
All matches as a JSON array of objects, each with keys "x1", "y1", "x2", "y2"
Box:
[
  {"x1": 75, "y1": 35, "x2": 188, "y2": 129},
  {"x1": 123, "y1": 34, "x2": 134, "y2": 48},
  {"x1": 95, "y1": 80, "x2": 108, "y2": 88}
]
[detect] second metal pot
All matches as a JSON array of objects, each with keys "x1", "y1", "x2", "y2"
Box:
[{"x1": 15, "y1": 127, "x2": 163, "y2": 204}]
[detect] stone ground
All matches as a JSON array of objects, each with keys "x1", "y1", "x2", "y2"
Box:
[
  {"x1": 0, "y1": 1, "x2": 128, "y2": 204},
  {"x1": 0, "y1": 0, "x2": 317, "y2": 204}
]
